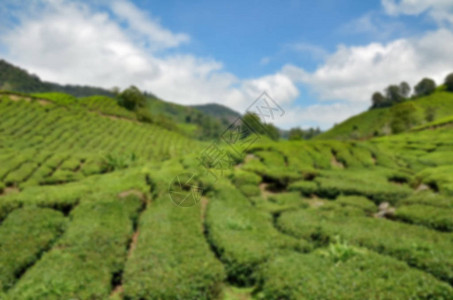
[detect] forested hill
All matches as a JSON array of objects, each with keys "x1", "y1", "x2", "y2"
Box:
[
  {"x1": 0, "y1": 59, "x2": 114, "y2": 98},
  {"x1": 191, "y1": 103, "x2": 241, "y2": 124},
  {"x1": 317, "y1": 88, "x2": 453, "y2": 140}
]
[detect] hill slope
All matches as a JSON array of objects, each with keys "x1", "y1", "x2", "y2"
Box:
[
  {"x1": 191, "y1": 103, "x2": 241, "y2": 124},
  {"x1": 0, "y1": 59, "x2": 114, "y2": 97},
  {"x1": 316, "y1": 89, "x2": 453, "y2": 140}
]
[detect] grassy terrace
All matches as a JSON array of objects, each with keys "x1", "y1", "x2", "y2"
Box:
[{"x1": 1, "y1": 91, "x2": 453, "y2": 299}]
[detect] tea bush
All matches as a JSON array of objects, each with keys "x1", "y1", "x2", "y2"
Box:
[
  {"x1": 256, "y1": 250, "x2": 453, "y2": 299},
  {"x1": 0, "y1": 207, "x2": 66, "y2": 292}
]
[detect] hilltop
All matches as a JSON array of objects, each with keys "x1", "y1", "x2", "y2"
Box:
[
  {"x1": 317, "y1": 86, "x2": 453, "y2": 140},
  {"x1": 0, "y1": 59, "x2": 114, "y2": 97},
  {"x1": 191, "y1": 103, "x2": 241, "y2": 124}
]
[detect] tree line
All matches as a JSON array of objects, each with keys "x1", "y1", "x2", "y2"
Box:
[{"x1": 371, "y1": 73, "x2": 453, "y2": 109}]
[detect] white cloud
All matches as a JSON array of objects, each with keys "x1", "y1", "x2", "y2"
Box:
[
  {"x1": 272, "y1": 102, "x2": 365, "y2": 130},
  {"x1": 110, "y1": 0, "x2": 189, "y2": 50},
  {"x1": 283, "y1": 29, "x2": 453, "y2": 104},
  {"x1": 3, "y1": 0, "x2": 453, "y2": 131},
  {"x1": 382, "y1": 0, "x2": 453, "y2": 25},
  {"x1": 0, "y1": 0, "x2": 300, "y2": 112},
  {"x1": 285, "y1": 42, "x2": 328, "y2": 61},
  {"x1": 340, "y1": 12, "x2": 406, "y2": 40}
]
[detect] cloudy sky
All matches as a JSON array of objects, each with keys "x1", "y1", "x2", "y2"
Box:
[{"x1": 1, "y1": 0, "x2": 453, "y2": 130}]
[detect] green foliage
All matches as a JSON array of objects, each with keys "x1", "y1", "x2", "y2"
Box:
[
  {"x1": 415, "y1": 78, "x2": 436, "y2": 97},
  {"x1": 395, "y1": 204, "x2": 453, "y2": 231},
  {"x1": 335, "y1": 195, "x2": 377, "y2": 214},
  {"x1": 205, "y1": 182, "x2": 311, "y2": 285},
  {"x1": 278, "y1": 207, "x2": 453, "y2": 284},
  {"x1": 0, "y1": 98, "x2": 199, "y2": 188},
  {"x1": 242, "y1": 112, "x2": 280, "y2": 140},
  {"x1": 0, "y1": 207, "x2": 66, "y2": 292},
  {"x1": 267, "y1": 192, "x2": 307, "y2": 209},
  {"x1": 445, "y1": 73, "x2": 453, "y2": 92},
  {"x1": 231, "y1": 170, "x2": 262, "y2": 186},
  {"x1": 399, "y1": 191, "x2": 453, "y2": 208},
  {"x1": 385, "y1": 84, "x2": 405, "y2": 103},
  {"x1": 287, "y1": 127, "x2": 321, "y2": 140},
  {"x1": 256, "y1": 250, "x2": 453, "y2": 300},
  {"x1": 319, "y1": 90, "x2": 453, "y2": 140},
  {"x1": 238, "y1": 184, "x2": 261, "y2": 197},
  {"x1": 33, "y1": 92, "x2": 77, "y2": 105},
  {"x1": 118, "y1": 86, "x2": 146, "y2": 111},
  {"x1": 8, "y1": 197, "x2": 141, "y2": 299},
  {"x1": 370, "y1": 91, "x2": 386, "y2": 108},
  {"x1": 425, "y1": 106, "x2": 437, "y2": 122},
  {"x1": 314, "y1": 169, "x2": 412, "y2": 204},
  {"x1": 122, "y1": 197, "x2": 225, "y2": 299},
  {"x1": 101, "y1": 153, "x2": 137, "y2": 172},
  {"x1": 390, "y1": 102, "x2": 422, "y2": 133},
  {"x1": 287, "y1": 180, "x2": 318, "y2": 196}
]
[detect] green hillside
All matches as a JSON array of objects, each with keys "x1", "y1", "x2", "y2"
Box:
[
  {"x1": 0, "y1": 59, "x2": 236, "y2": 141},
  {"x1": 191, "y1": 103, "x2": 241, "y2": 124},
  {"x1": 317, "y1": 88, "x2": 453, "y2": 140},
  {"x1": 1, "y1": 87, "x2": 453, "y2": 299},
  {"x1": 0, "y1": 60, "x2": 114, "y2": 97}
]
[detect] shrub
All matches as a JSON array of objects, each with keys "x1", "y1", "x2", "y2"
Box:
[
  {"x1": 287, "y1": 180, "x2": 318, "y2": 196},
  {"x1": 231, "y1": 170, "x2": 261, "y2": 186},
  {"x1": 335, "y1": 195, "x2": 377, "y2": 214},
  {"x1": 254, "y1": 150, "x2": 286, "y2": 167},
  {"x1": 390, "y1": 102, "x2": 422, "y2": 133},
  {"x1": 135, "y1": 107, "x2": 154, "y2": 123},
  {"x1": 267, "y1": 192, "x2": 307, "y2": 209},
  {"x1": 0, "y1": 207, "x2": 66, "y2": 292},
  {"x1": 395, "y1": 204, "x2": 453, "y2": 232},
  {"x1": 59, "y1": 157, "x2": 81, "y2": 171},
  {"x1": 8, "y1": 197, "x2": 141, "y2": 299},
  {"x1": 122, "y1": 197, "x2": 225, "y2": 300},
  {"x1": 205, "y1": 182, "x2": 311, "y2": 285},
  {"x1": 314, "y1": 170, "x2": 412, "y2": 204},
  {"x1": 256, "y1": 250, "x2": 453, "y2": 300},
  {"x1": 4, "y1": 162, "x2": 38, "y2": 186},
  {"x1": 399, "y1": 191, "x2": 453, "y2": 208},
  {"x1": 238, "y1": 184, "x2": 261, "y2": 197},
  {"x1": 118, "y1": 86, "x2": 146, "y2": 111},
  {"x1": 278, "y1": 207, "x2": 453, "y2": 284}
]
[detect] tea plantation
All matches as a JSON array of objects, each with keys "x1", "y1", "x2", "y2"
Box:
[{"x1": 1, "y1": 91, "x2": 453, "y2": 299}]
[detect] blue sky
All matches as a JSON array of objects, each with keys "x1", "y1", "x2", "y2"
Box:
[{"x1": 1, "y1": 0, "x2": 453, "y2": 129}]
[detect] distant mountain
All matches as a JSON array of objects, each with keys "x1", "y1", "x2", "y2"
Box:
[
  {"x1": 0, "y1": 59, "x2": 114, "y2": 97},
  {"x1": 191, "y1": 103, "x2": 241, "y2": 124},
  {"x1": 0, "y1": 59, "x2": 233, "y2": 140}
]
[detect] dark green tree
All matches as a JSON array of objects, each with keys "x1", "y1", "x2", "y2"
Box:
[
  {"x1": 242, "y1": 112, "x2": 280, "y2": 140},
  {"x1": 385, "y1": 85, "x2": 404, "y2": 103},
  {"x1": 399, "y1": 81, "x2": 411, "y2": 98},
  {"x1": 264, "y1": 123, "x2": 280, "y2": 141},
  {"x1": 371, "y1": 92, "x2": 386, "y2": 108},
  {"x1": 119, "y1": 86, "x2": 146, "y2": 111},
  {"x1": 414, "y1": 78, "x2": 436, "y2": 97},
  {"x1": 289, "y1": 128, "x2": 304, "y2": 140},
  {"x1": 445, "y1": 73, "x2": 453, "y2": 92}
]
